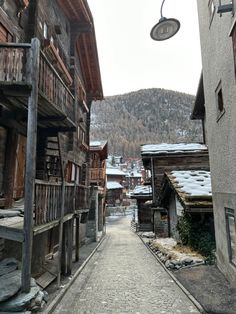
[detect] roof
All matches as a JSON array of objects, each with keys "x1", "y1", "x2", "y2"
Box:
[
  {"x1": 106, "y1": 168, "x2": 126, "y2": 176},
  {"x1": 163, "y1": 170, "x2": 212, "y2": 211},
  {"x1": 141, "y1": 143, "x2": 208, "y2": 156},
  {"x1": 90, "y1": 140, "x2": 107, "y2": 148},
  {"x1": 107, "y1": 181, "x2": 123, "y2": 190},
  {"x1": 57, "y1": 0, "x2": 103, "y2": 100},
  {"x1": 126, "y1": 171, "x2": 142, "y2": 178},
  {"x1": 132, "y1": 185, "x2": 152, "y2": 195},
  {"x1": 90, "y1": 141, "x2": 108, "y2": 159},
  {"x1": 169, "y1": 170, "x2": 211, "y2": 197},
  {"x1": 191, "y1": 72, "x2": 205, "y2": 120}
]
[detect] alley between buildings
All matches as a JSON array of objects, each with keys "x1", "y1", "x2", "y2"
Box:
[{"x1": 52, "y1": 215, "x2": 200, "y2": 314}]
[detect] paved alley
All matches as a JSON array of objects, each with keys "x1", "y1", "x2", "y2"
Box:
[{"x1": 53, "y1": 216, "x2": 200, "y2": 314}]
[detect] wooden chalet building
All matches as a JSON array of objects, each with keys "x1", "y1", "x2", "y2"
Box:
[
  {"x1": 141, "y1": 143, "x2": 209, "y2": 204},
  {"x1": 130, "y1": 185, "x2": 153, "y2": 231},
  {"x1": 159, "y1": 170, "x2": 213, "y2": 239},
  {"x1": 141, "y1": 143, "x2": 210, "y2": 237},
  {"x1": 89, "y1": 141, "x2": 108, "y2": 235},
  {"x1": 0, "y1": 0, "x2": 103, "y2": 292}
]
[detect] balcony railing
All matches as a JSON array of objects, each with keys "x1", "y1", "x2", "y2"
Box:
[
  {"x1": 0, "y1": 43, "x2": 31, "y2": 84},
  {"x1": 0, "y1": 41, "x2": 75, "y2": 124},
  {"x1": 39, "y1": 51, "x2": 74, "y2": 122},
  {"x1": 34, "y1": 181, "x2": 89, "y2": 226},
  {"x1": 89, "y1": 168, "x2": 106, "y2": 182},
  {"x1": 75, "y1": 185, "x2": 90, "y2": 211}
]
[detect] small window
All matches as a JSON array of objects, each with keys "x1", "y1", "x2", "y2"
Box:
[
  {"x1": 226, "y1": 208, "x2": 236, "y2": 266},
  {"x1": 215, "y1": 81, "x2": 225, "y2": 121}
]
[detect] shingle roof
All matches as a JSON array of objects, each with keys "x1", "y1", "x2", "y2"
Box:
[
  {"x1": 141, "y1": 143, "x2": 208, "y2": 155},
  {"x1": 107, "y1": 181, "x2": 123, "y2": 190}
]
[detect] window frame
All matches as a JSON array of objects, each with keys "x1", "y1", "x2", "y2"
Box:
[
  {"x1": 208, "y1": 0, "x2": 216, "y2": 26},
  {"x1": 215, "y1": 81, "x2": 225, "y2": 122},
  {"x1": 225, "y1": 208, "x2": 236, "y2": 267}
]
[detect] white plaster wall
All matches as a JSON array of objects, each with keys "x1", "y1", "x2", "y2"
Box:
[
  {"x1": 197, "y1": 0, "x2": 236, "y2": 284},
  {"x1": 197, "y1": 1, "x2": 236, "y2": 194}
]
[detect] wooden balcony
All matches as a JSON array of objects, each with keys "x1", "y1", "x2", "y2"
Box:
[
  {"x1": 89, "y1": 168, "x2": 106, "y2": 186},
  {"x1": 34, "y1": 181, "x2": 89, "y2": 227},
  {"x1": 0, "y1": 181, "x2": 89, "y2": 241},
  {"x1": 0, "y1": 42, "x2": 76, "y2": 131}
]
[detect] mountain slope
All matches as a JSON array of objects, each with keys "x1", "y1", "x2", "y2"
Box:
[{"x1": 90, "y1": 88, "x2": 202, "y2": 157}]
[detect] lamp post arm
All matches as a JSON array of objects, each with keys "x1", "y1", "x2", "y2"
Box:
[{"x1": 160, "y1": 0, "x2": 166, "y2": 18}]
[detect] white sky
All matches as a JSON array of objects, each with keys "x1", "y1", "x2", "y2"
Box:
[{"x1": 88, "y1": 0, "x2": 202, "y2": 97}]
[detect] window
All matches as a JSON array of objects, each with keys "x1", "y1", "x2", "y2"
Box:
[
  {"x1": 226, "y1": 208, "x2": 236, "y2": 266},
  {"x1": 208, "y1": 0, "x2": 215, "y2": 24},
  {"x1": 215, "y1": 81, "x2": 225, "y2": 121}
]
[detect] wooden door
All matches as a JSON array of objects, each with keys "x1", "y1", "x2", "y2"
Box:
[{"x1": 13, "y1": 135, "x2": 26, "y2": 199}]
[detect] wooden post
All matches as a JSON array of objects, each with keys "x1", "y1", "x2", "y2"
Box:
[
  {"x1": 67, "y1": 219, "x2": 73, "y2": 275},
  {"x1": 61, "y1": 222, "x2": 67, "y2": 275},
  {"x1": 57, "y1": 134, "x2": 66, "y2": 287},
  {"x1": 75, "y1": 217, "x2": 80, "y2": 261},
  {"x1": 21, "y1": 38, "x2": 40, "y2": 293}
]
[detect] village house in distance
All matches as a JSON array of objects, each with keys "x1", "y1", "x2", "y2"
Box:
[
  {"x1": 195, "y1": 0, "x2": 236, "y2": 286},
  {"x1": 0, "y1": 0, "x2": 103, "y2": 304}
]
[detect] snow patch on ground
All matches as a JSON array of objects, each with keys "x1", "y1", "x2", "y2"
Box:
[{"x1": 151, "y1": 237, "x2": 203, "y2": 262}]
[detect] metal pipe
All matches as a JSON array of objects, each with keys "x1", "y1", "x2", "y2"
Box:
[{"x1": 160, "y1": 0, "x2": 166, "y2": 18}]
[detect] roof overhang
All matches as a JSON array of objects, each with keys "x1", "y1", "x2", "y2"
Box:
[
  {"x1": 191, "y1": 72, "x2": 205, "y2": 120},
  {"x1": 57, "y1": 0, "x2": 103, "y2": 100}
]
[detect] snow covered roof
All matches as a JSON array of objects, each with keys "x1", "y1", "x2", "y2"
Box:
[
  {"x1": 169, "y1": 170, "x2": 212, "y2": 197},
  {"x1": 132, "y1": 185, "x2": 152, "y2": 195},
  {"x1": 106, "y1": 168, "x2": 126, "y2": 176},
  {"x1": 126, "y1": 171, "x2": 142, "y2": 178},
  {"x1": 163, "y1": 170, "x2": 213, "y2": 211},
  {"x1": 90, "y1": 140, "x2": 107, "y2": 150},
  {"x1": 107, "y1": 181, "x2": 123, "y2": 190},
  {"x1": 141, "y1": 143, "x2": 208, "y2": 155}
]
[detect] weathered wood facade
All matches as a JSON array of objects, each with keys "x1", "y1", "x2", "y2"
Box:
[
  {"x1": 89, "y1": 141, "x2": 108, "y2": 232},
  {"x1": 0, "y1": 0, "x2": 103, "y2": 292},
  {"x1": 141, "y1": 144, "x2": 209, "y2": 204}
]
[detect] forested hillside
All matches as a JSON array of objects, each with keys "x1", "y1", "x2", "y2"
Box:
[{"x1": 90, "y1": 88, "x2": 202, "y2": 158}]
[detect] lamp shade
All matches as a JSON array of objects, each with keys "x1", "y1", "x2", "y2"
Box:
[{"x1": 150, "y1": 17, "x2": 180, "y2": 41}]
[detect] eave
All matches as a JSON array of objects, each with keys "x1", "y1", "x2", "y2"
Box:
[
  {"x1": 191, "y1": 72, "x2": 205, "y2": 120},
  {"x1": 159, "y1": 173, "x2": 213, "y2": 213},
  {"x1": 57, "y1": 0, "x2": 103, "y2": 100}
]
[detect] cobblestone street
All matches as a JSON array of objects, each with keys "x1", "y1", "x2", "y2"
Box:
[{"x1": 53, "y1": 216, "x2": 200, "y2": 314}]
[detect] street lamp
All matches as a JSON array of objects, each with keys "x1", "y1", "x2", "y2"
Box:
[{"x1": 150, "y1": 0, "x2": 180, "y2": 41}]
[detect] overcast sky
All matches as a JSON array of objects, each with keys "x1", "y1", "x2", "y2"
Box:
[{"x1": 88, "y1": 0, "x2": 202, "y2": 97}]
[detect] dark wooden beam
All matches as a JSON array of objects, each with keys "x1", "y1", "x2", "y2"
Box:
[
  {"x1": 21, "y1": 38, "x2": 40, "y2": 293},
  {"x1": 75, "y1": 217, "x2": 80, "y2": 262},
  {"x1": 3, "y1": 129, "x2": 18, "y2": 207}
]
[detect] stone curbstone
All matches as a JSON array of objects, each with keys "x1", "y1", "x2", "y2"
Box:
[
  {"x1": 138, "y1": 234, "x2": 206, "y2": 314},
  {"x1": 44, "y1": 235, "x2": 107, "y2": 314}
]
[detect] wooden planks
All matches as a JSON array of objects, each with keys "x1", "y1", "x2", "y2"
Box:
[{"x1": 0, "y1": 216, "x2": 24, "y2": 242}]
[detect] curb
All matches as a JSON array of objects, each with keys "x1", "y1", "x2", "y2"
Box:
[
  {"x1": 138, "y1": 235, "x2": 206, "y2": 314},
  {"x1": 44, "y1": 235, "x2": 107, "y2": 313}
]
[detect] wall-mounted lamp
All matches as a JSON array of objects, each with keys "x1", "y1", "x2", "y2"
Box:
[
  {"x1": 150, "y1": 0, "x2": 180, "y2": 41},
  {"x1": 217, "y1": 0, "x2": 233, "y2": 15}
]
